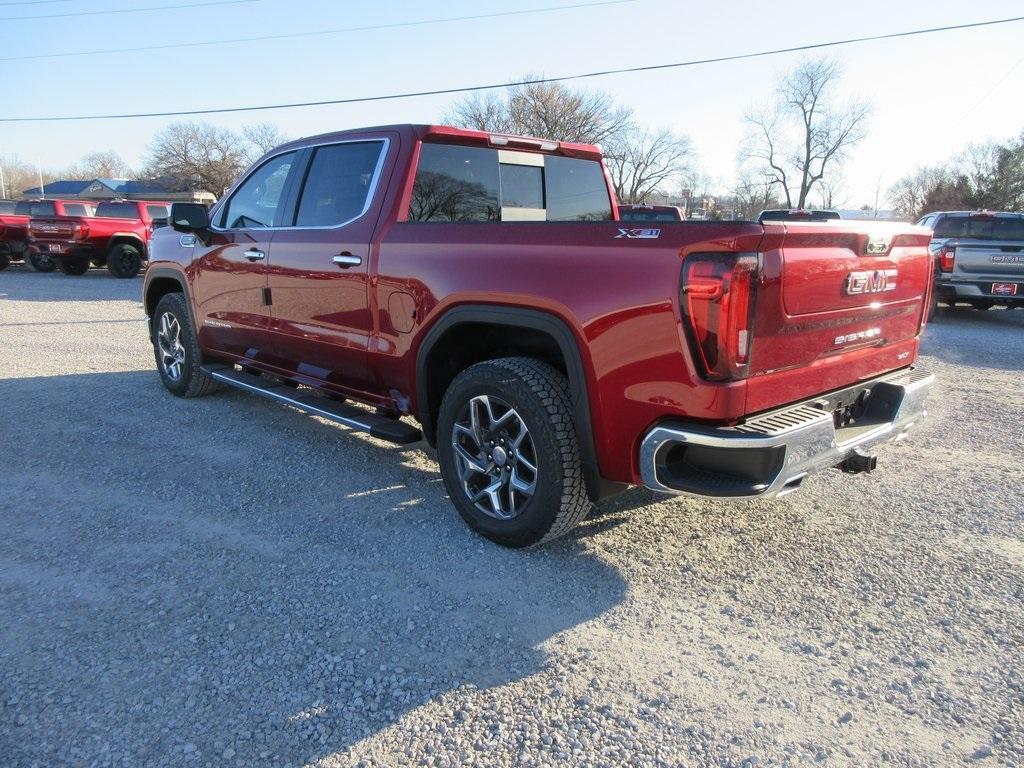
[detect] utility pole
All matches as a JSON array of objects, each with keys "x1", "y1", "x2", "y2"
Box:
[
  {"x1": 37, "y1": 160, "x2": 45, "y2": 199},
  {"x1": 0, "y1": 163, "x2": 6, "y2": 199}
]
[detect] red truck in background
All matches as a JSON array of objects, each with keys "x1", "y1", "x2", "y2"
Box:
[
  {"x1": 143, "y1": 124, "x2": 935, "y2": 548},
  {"x1": 29, "y1": 199, "x2": 170, "y2": 277},
  {"x1": 0, "y1": 199, "x2": 96, "y2": 271}
]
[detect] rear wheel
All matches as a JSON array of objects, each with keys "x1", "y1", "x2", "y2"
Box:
[
  {"x1": 436, "y1": 357, "x2": 590, "y2": 548},
  {"x1": 28, "y1": 252, "x2": 56, "y2": 272},
  {"x1": 58, "y1": 257, "x2": 90, "y2": 276},
  {"x1": 152, "y1": 292, "x2": 220, "y2": 398},
  {"x1": 106, "y1": 243, "x2": 142, "y2": 278}
]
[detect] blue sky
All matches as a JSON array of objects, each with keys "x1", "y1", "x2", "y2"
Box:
[{"x1": 2, "y1": 0, "x2": 1023, "y2": 205}]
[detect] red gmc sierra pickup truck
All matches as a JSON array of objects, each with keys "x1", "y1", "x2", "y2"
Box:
[
  {"x1": 29, "y1": 199, "x2": 169, "y2": 277},
  {"x1": 0, "y1": 198, "x2": 96, "y2": 271},
  {"x1": 143, "y1": 124, "x2": 935, "y2": 547}
]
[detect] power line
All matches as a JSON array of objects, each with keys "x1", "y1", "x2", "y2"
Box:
[
  {"x1": 0, "y1": 1, "x2": 71, "y2": 6},
  {"x1": 0, "y1": 0, "x2": 254, "y2": 21},
  {"x1": 3, "y1": 14, "x2": 1022, "y2": 123},
  {"x1": 0, "y1": 0, "x2": 634, "y2": 62}
]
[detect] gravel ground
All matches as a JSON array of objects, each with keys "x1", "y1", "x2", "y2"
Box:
[{"x1": 1, "y1": 266, "x2": 1022, "y2": 768}]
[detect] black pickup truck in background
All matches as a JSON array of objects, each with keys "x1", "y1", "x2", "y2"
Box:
[{"x1": 918, "y1": 210, "x2": 1024, "y2": 316}]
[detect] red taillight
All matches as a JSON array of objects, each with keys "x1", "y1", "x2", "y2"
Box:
[
  {"x1": 681, "y1": 253, "x2": 759, "y2": 381},
  {"x1": 73, "y1": 222, "x2": 89, "y2": 240},
  {"x1": 938, "y1": 245, "x2": 955, "y2": 272}
]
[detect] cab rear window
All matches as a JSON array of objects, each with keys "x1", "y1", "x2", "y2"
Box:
[
  {"x1": 15, "y1": 200, "x2": 55, "y2": 216},
  {"x1": 933, "y1": 215, "x2": 1024, "y2": 240},
  {"x1": 408, "y1": 143, "x2": 612, "y2": 222}
]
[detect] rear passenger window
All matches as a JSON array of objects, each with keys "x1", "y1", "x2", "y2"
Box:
[
  {"x1": 407, "y1": 143, "x2": 613, "y2": 222},
  {"x1": 294, "y1": 142, "x2": 384, "y2": 227},
  {"x1": 409, "y1": 144, "x2": 500, "y2": 222},
  {"x1": 221, "y1": 151, "x2": 295, "y2": 229}
]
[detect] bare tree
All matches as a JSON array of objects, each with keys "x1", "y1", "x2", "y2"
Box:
[
  {"x1": 242, "y1": 123, "x2": 292, "y2": 165},
  {"x1": 0, "y1": 156, "x2": 56, "y2": 197},
  {"x1": 732, "y1": 168, "x2": 782, "y2": 219},
  {"x1": 143, "y1": 122, "x2": 250, "y2": 195},
  {"x1": 742, "y1": 59, "x2": 869, "y2": 208},
  {"x1": 888, "y1": 166, "x2": 950, "y2": 219},
  {"x1": 64, "y1": 150, "x2": 133, "y2": 180},
  {"x1": 604, "y1": 127, "x2": 694, "y2": 204},
  {"x1": 445, "y1": 79, "x2": 693, "y2": 204},
  {"x1": 444, "y1": 91, "x2": 514, "y2": 135},
  {"x1": 444, "y1": 78, "x2": 633, "y2": 146}
]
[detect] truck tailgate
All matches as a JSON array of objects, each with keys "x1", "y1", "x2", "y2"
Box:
[
  {"x1": 746, "y1": 222, "x2": 932, "y2": 404},
  {"x1": 951, "y1": 240, "x2": 1024, "y2": 277}
]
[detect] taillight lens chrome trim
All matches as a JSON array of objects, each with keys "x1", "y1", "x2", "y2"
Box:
[{"x1": 680, "y1": 252, "x2": 761, "y2": 381}]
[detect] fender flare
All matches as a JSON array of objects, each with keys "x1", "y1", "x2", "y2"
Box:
[
  {"x1": 415, "y1": 304, "x2": 606, "y2": 499},
  {"x1": 144, "y1": 267, "x2": 196, "y2": 338}
]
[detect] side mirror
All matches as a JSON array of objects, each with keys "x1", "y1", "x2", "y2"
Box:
[{"x1": 169, "y1": 203, "x2": 210, "y2": 233}]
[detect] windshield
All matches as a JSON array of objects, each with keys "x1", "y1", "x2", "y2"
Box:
[{"x1": 933, "y1": 215, "x2": 1024, "y2": 241}]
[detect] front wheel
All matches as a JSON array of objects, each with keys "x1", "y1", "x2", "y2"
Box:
[
  {"x1": 436, "y1": 357, "x2": 590, "y2": 548},
  {"x1": 152, "y1": 292, "x2": 221, "y2": 398},
  {"x1": 106, "y1": 243, "x2": 142, "y2": 278},
  {"x1": 58, "y1": 257, "x2": 90, "y2": 275}
]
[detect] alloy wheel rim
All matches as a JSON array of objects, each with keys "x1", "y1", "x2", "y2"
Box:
[
  {"x1": 451, "y1": 394, "x2": 538, "y2": 520},
  {"x1": 156, "y1": 312, "x2": 186, "y2": 382}
]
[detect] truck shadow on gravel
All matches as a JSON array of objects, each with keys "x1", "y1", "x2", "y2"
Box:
[{"x1": 0, "y1": 370, "x2": 628, "y2": 766}]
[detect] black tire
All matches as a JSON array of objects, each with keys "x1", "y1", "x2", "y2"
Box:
[
  {"x1": 106, "y1": 243, "x2": 142, "y2": 278},
  {"x1": 58, "y1": 257, "x2": 90, "y2": 276},
  {"x1": 968, "y1": 300, "x2": 994, "y2": 311},
  {"x1": 436, "y1": 357, "x2": 590, "y2": 548},
  {"x1": 152, "y1": 292, "x2": 221, "y2": 398},
  {"x1": 28, "y1": 252, "x2": 56, "y2": 273},
  {"x1": 0, "y1": 253, "x2": 9, "y2": 271}
]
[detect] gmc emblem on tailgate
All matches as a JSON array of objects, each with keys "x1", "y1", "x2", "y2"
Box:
[{"x1": 844, "y1": 269, "x2": 897, "y2": 295}]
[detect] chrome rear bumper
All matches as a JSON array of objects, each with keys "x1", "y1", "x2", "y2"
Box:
[{"x1": 639, "y1": 367, "x2": 934, "y2": 499}]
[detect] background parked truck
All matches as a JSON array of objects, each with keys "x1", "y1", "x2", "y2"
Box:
[{"x1": 28, "y1": 200, "x2": 169, "y2": 277}]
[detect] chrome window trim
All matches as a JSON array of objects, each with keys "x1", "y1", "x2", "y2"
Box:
[{"x1": 210, "y1": 137, "x2": 391, "y2": 234}]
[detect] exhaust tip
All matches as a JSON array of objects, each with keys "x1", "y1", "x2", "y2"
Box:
[{"x1": 836, "y1": 448, "x2": 877, "y2": 474}]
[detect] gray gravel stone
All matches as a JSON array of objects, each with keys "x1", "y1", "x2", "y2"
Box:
[{"x1": 1, "y1": 269, "x2": 1022, "y2": 767}]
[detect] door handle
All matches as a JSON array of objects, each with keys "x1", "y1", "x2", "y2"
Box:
[
  {"x1": 332, "y1": 253, "x2": 362, "y2": 268},
  {"x1": 243, "y1": 249, "x2": 265, "y2": 262}
]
